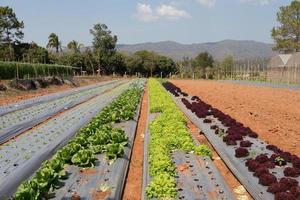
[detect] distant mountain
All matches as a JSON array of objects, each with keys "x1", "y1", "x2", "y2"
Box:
[{"x1": 117, "y1": 40, "x2": 278, "y2": 61}]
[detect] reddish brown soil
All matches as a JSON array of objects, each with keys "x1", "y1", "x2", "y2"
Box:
[
  {"x1": 177, "y1": 163, "x2": 189, "y2": 172},
  {"x1": 122, "y1": 84, "x2": 148, "y2": 200},
  {"x1": 0, "y1": 76, "x2": 117, "y2": 106},
  {"x1": 0, "y1": 84, "x2": 72, "y2": 106},
  {"x1": 91, "y1": 189, "x2": 111, "y2": 200},
  {"x1": 71, "y1": 193, "x2": 81, "y2": 200},
  {"x1": 187, "y1": 121, "x2": 251, "y2": 200},
  {"x1": 172, "y1": 79, "x2": 300, "y2": 157},
  {"x1": 80, "y1": 168, "x2": 97, "y2": 175}
]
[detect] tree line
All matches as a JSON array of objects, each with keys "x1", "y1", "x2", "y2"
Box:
[
  {"x1": 1, "y1": 1, "x2": 299, "y2": 78},
  {"x1": 0, "y1": 6, "x2": 177, "y2": 77}
]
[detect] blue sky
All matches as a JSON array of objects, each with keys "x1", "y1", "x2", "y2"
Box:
[{"x1": 1, "y1": 0, "x2": 292, "y2": 46}]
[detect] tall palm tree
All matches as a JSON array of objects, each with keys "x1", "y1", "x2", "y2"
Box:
[
  {"x1": 46, "y1": 33, "x2": 61, "y2": 53},
  {"x1": 67, "y1": 40, "x2": 83, "y2": 54}
]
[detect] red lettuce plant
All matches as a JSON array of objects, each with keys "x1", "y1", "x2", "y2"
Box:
[
  {"x1": 235, "y1": 147, "x2": 249, "y2": 158},
  {"x1": 267, "y1": 183, "x2": 289, "y2": 194},
  {"x1": 283, "y1": 167, "x2": 300, "y2": 178},
  {"x1": 240, "y1": 140, "x2": 252, "y2": 147},
  {"x1": 275, "y1": 192, "x2": 296, "y2": 200},
  {"x1": 258, "y1": 173, "x2": 277, "y2": 186},
  {"x1": 279, "y1": 177, "x2": 299, "y2": 189},
  {"x1": 253, "y1": 167, "x2": 269, "y2": 177},
  {"x1": 255, "y1": 154, "x2": 269, "y2": 163}
]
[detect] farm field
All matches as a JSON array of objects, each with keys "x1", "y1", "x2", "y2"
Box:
[
  {"x1": 163, "y1": 80, "x2": 300, "y2": 200},
  {"x1": 171, "y1": 79, "x2": 300, "y2": 157},
  {"x1": 0, "y1": 80, "x2": 126, "y2": 144},
  {"x1": 2, "y1": 1, "x2": 300, "y2": 199},
  {"x1": 221, "y1": 80, "x2": 300, "y2": 91},
  {"x1": 0, "y1": 76, "x2": 118, "y2": 106},
  {"x1": 0, "y1": 79, "x2": 144, "y2": 198},
  {"x1": 1, "y1": 78, "x2": 300, "y2": 200}
]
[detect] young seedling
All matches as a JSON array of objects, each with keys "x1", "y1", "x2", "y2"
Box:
[
  {"x1": 249, "y1": 150, "x2": 257, "y2": 158},
  {"x1": 274, "y1": 156, "x2": 286, "y2": 166}
]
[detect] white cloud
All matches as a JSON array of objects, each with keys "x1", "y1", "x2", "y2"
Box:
[
  {"x1": 136, "y1": 3, "x2": 158, "y2": 22},
  {"x1": 195, "y1": 0, "x2": 216, "y2": 8},
  {"x1": 156, "y1": 4, "x2": 191, "y2": 19},
  {"x1": 135, "y1": 3, "x2": 190, "y2": 22},
  {"x1": 240, "y1": 0, "x2": 275, "y2": 5}
]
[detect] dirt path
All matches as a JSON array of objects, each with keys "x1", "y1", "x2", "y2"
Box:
[
  {"x1": 122, "y1": 84, "x2": 148, "y2": 200},
  {"x1": 171, "y1": 79, "x2": 300, "y2": 157}
]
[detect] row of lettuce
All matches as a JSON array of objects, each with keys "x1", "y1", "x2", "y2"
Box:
[
  {"x1": 13, "y1": 80, "x2": 144, "y2": 199},
  {"x1": 0, "y1": 61, "x2": 73, "y2": 80},
  {"x1": 163, "y1": 81, "x2": 300, "y2": 200},
  {"x1": 145, "y1": 79, "x2": 212, "y2": 199}
]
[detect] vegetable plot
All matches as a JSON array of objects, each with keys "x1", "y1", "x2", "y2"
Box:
[
  {"x1": 163, "y1": 81, "x2": 300, "y2": 200},
  {"x1": 0, "y1": 80, "x2": 126, "y2": 144},
  {"x1": 12, "y1": 79, "x2": 145, "y2": 199},
  {"x1": 172, "y1": 151, "x2": 235, "y2": 200},
  {"x1": 0, "y1": 80, "x2": 134, "y2": 199},
  {"x1": 0, "y1": 80, "x2": 118, "y2": 116},
  {"x1": 144, "y1": 79, "x2": 215, "y2": 199}
]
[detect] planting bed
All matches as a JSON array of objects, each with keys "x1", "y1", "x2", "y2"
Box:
[
  {"x1": 163, "y1": 81, "x2": 300, "y2": 200},
  {"x1": 10, "y1": 79, "x2": 145, "y2": 199},
  {"x1": 0, "y1": 80, "x2": 118, "y2": 116},
  {"x1": 49, "y1": 113, "x2": 141, "y2": 199},
  {"x1": 0, "y1": 80, "x2": 139, "y2": 199},
  {"x1": 142, "y1": 79, "x2": 234, "y2": 200},
  {"x1": 0, "y1": 80, "x2": 124, "y2": 144},
  {"x1": 172, "y1": 151, "x2": 234, "y2": 200},
  {"x1": 171, "y1": 79, "x2": 300, "y2": 157}
]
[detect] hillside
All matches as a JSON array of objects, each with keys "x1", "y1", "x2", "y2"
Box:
[{"x1": 117, "y1": 40, "x2": 277, "y2": 60}]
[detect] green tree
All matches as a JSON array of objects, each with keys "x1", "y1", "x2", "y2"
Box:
[
  {"x1": 272, "y1": 0, "x2": 300, "y2": 53},
  {"x1": 67, "y1": 40, "x2": 83, "y2": 54},
  {"x1": 107, "y1": 52, "x2": 127, "y2": 75},
  {"x1": 124, "y1": 54, "x2": 143, "y2": 75},
  {"x1": 83, "y1": 47, "x2": 96, "y2": 75},
  {"x1": 20, "y1": 42, "x2": 49, "y2": 63},
  {"x1": 135, "y1": 50, "x2": 157, "y2": 77},
  {"x1": 47, "y1": 33, "x2": 62, "y2": 53},
  {"x1": 90, "y1": 23, "x2": 117, "y2": 75},
  {"x1": 177, "y1": 56, "x2": 191, "y2": 78},
  {"x1": 193, "y1": 52, "x2": 214, "y2": 79},
  {"x1": 220, "y1": 55, "x2": 234, "y2": 78},
  {"x1": 68, "y1": 53, "x2": 84, "y2": 70},
  {"x1": 0, "y1": 6, "x2": 24, "y2": 60},
  {"x1": 156, "y1": 55, "x2": 176, "y2": 77}
]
